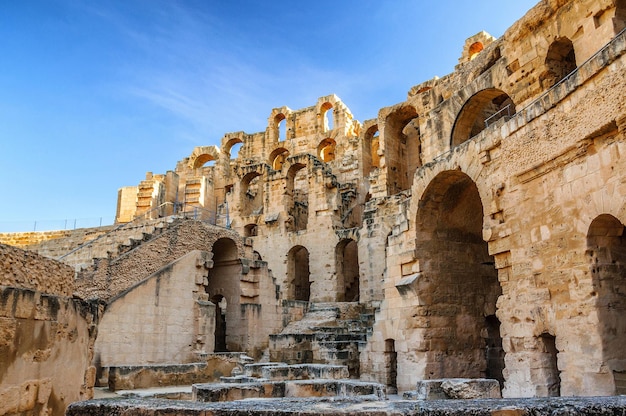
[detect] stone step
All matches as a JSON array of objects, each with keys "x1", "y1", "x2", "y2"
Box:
[
  {"x1": 243, "y1": 362, "x2": 287, "y2": 377},
  {"x1": 192, "y1": 379, "x2": 386, "y2": 402},
  {"x1": 262, "y1": 364, "x2": 349, "y2": 381}
]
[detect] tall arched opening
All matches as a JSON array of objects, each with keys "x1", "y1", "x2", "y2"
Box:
[
  {"x1": 286, "y1": 163, "x2": 308, "y2": 232},
  {"x1": 540, "y1": 37, "x2": 576, "y2": 90},
  {"x1": 240, "y1": 172, "x2": 264, "y2": 217},
  {"x1": 363, "y1": 125, "x2": 380, "y2": 176},
  {"x1": 588, "y1": 214, "x2": 626, "y2": 394},
  {"x1": 415, "y1": 170, "x2": 503, "y2": 382},
  {"x1": 451, "y1": 89, "x2": 515, "y2": 146},
  {"x1": 206, "y1": 238, "x2": 241, "y2": 352},
  {"x1": 287, "y1": 245, "x2": 310, "y2": 302},
  {"x1": 384, "y1": 106, "x2": 421, "y2": 195},
  {"x1": 336, "y1": 239, "x2": 359, "y2": 302}
]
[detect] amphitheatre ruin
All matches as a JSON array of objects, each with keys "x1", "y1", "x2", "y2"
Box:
[{"x1": 2, "y1": 0, "x2": 626, "y2": 414}]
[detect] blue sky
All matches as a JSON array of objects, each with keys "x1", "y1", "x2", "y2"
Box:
[{"x1": 0, "y1": 0, "x2": 537, "y2": 232}]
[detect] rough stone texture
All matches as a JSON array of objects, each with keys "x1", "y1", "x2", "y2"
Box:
[
  {"x1": 0, "y1": 284, "x2": 100, "y2": 416},
  {"x1": 67, "y1": 395, "x2": 626, "y2": 416},
  {"x1": 411, "y1": 379, "x2": 501, "y2": 400},
  {"x1": 4, "y1": 0, "x2": 626, "y2": 409},
  {"x1": 192, "y1": 379, "x2": 385, "y2": 402},
  {"x1": 106, "y1": 354, "x2": 242, "y2": 391},
  {"x1": 0, "y1": 243, "x2": 74, "y2": 296}
]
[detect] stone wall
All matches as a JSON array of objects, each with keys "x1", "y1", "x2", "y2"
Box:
[
  {"x1": 0, "y1": 245, "x2": 100, "y2": 416},
  {"x1": 95, "y1": 250, "x2": 215, "y2": 367},
  {"x1": 104, "y1": 0, "x2": 626, "y2": 398},
  {"x1": 0, "y1": 243, "x2": 74, "y2": 296}
]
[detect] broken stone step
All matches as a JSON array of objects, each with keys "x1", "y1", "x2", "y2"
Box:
[
  {"x1": 243, "y1": 362, "x2": 287, "y2": 377},
  {"x1": 192, "y1": 379, "x2": 386, "y2": 402},
  {"x1": 261, "y1": 364, "x2": 349, "y2": 381}
]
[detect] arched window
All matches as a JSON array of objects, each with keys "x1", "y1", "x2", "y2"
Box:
[
  {"x1": 244, "y1": 224, "x2": 258, "y2": 237},
  {"x1": 286, "y1": 163, "x2": 308, "y2": 231},
  {"x1": 240, "y1": 172, "x2": 263, "y2": 216},
  {"x1": 321, "y1": 102, "x2": 334, "y2": 132},
  {"x1": 275, "y1": 113, "x2": 286, "y2": 141},
  {"x1": 287, "y1": 245, "x2": 310, "y2": 301},
  {"x1": 227, "y1": 142, "x2": 243, "y2": 159},
  {"x1": 451, "y1": 89, "x2": 515, "y2": 146},
  {"x1": 193, "y1": 154, "x2": 216, "y2": 169},
  {"x1": 269, "y1": 148, "x2": 289, "y2": 171},
  {"x1": 541, "y1": 37, "x2": 576, "y2": 90},
  {"x1": 364, "y1": 125, "x2": 380, "y2": 175},
  {"x1": 317, "y1": 138, "x2": 336, "y2": 162},
  {"x1": 384, "y1": 106, "x2": 421, "y2": 194},
  {"x1": 336, "y1": 239, "x2": 359, "y2": 302},
  {"x1": 469, "y1": 42, "x2": 484, "y2": 60}
]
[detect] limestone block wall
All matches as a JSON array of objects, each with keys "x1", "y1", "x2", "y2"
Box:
[
  {"x1": 0, "y1": 245, "x2": 100, "y2": 416},
  {"x1": 95, "y1": 250, "x2": 215, "y2": 367},
  {"x1": 0, "y1": 243, "x2": 74, "y2": 296},
  {"x1": 363, "y1": 19, "x2": 626, "y2": 397}
]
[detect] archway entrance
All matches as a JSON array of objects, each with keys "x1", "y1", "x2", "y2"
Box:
[
  {"x1": 206, "y1": 238, "x2": 240, "y2": 352},
  {"x1": 415, "y1": 171, "x2": 503, "y2": 382},
  {"x1": 288, "y1": 245, "x2": 310, "y2": 301},
  {"x1": 588, "y1": 214, "x2": 626, "y2": 394},
  {"x1": 336, "y1": 239, "x2": 359, "y2": 302}
]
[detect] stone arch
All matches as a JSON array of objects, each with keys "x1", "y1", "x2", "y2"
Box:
[
  {"x1": 363, "y1": 123, "x2": 380, "y2": 175},
  {"x1": 189, "y1": 146, "x2": 221, "y2": 169},
  {"x1": 469, "y1": 42, "x2": 484, "y2": 60},
  {"x1": 244, "y1": 223, "x2": 258, "y2": 237},
  {"x1": 287, "y1": 245, "x2": 310, "y2": 301},
  {"x1": 240, "y1": 171, "x2": 264, "y2": 217},
  {"x1": 269, "y1": 147, "x2": 290, "y2": 171},
  {"x1": 224, "y1": 137, "x2": 244, "y2": 159},
  {"x1": 414, "y1": 170, "x2": 502, "y2": 381},
  {"x1": 451, "y1": 88, "x2": 515, "y2": 146},
  {"x1": 286, "y1": 162, "x2": 308, "y2": 232},
  {"x1": 269, "y1": 107, "x2": 291, "y2": 142},
  {"x1": 206, "y1": 237, "x2": 241, "y2": 352},
  {"x1": 382, "y1": 105, "x2": 421, "y2": 195},
  {"x1": 317, "y1": 138, "x2": 336, "y2": 163},
  {"x1": 458, "y1": 31, "x2": 496, "y2": 65},
  {"x1": 587, "y1": 214, "x2": 626, "y2": 394},
  {"x1": 321, "y1": 101, "x2": 334, "y2": 132},
  {"x1": 540, "y1": 37, "x2": 576, "y2": 90},
  {"x1": 336, "y1": 239, "x2": 359, "y2": 302}
]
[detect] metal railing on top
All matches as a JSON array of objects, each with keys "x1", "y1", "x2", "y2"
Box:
[{"x1": 57, "y1": 202, "x2": 225, "y2": 261}]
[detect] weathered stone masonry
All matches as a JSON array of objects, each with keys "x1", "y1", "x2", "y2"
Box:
[{"x1": 3, "y1": 0, "x2": 626, "y2": 407}]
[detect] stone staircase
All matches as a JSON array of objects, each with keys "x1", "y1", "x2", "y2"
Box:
[
  {"x1": 268, "y1": 302, "x2": 375, "y2": 377},
  {"x1": 53, "y1": 216, "x2": 179, "y2": 270},
  {"x1": 193, "y1": 363, "x2": 385, "y2": 402}
]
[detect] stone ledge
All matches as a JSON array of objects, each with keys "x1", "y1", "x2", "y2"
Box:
[{"x1": 67, "y1": 395, "x2": 626, "y2": 415}]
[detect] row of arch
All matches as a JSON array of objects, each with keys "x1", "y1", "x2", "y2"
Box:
[
  {"x1": 386, "y1": 168, "x2": 626, "y2": 395},
  {"x1": 287, "y1": 239, "x2": 360, "y2": 303}
]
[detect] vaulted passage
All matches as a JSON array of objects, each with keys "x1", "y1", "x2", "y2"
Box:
[
  {"x1": 415, "y1": 171, "x2": 502, "y2": 381},
  {"x1": 588, "y1": 214, "x2": 626, "y2": 394}
]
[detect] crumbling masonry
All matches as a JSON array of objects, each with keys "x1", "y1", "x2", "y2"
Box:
[{"x1": 2, "y1": 1, "x2": 626, "y2": 413}]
